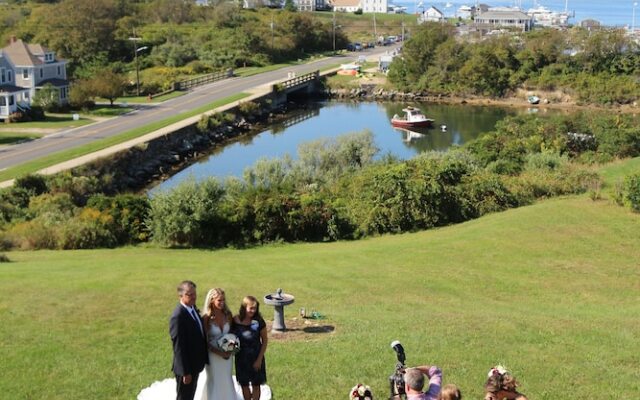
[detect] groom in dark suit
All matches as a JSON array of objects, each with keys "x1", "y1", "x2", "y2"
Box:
[{"x1": 170, "y1": 280, "x2": 208, "y2": 400}]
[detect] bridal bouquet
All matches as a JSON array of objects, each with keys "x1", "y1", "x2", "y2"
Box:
[
  {"x1": 349, "y1": 383, "x2": 373, "y2": 400},
  {"x1": 214, "y1": 333, "x2": 240, "y2": 354}
]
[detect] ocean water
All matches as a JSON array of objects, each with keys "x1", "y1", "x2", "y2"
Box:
[{"x1": 397, "y1": 1, "x2": 634, "y2": 27}]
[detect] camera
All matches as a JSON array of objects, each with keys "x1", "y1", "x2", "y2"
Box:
[{"x1": 388, "y1": 340, "x2": 406, "y2": 399}]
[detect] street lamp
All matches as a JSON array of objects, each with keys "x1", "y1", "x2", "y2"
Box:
[
  {"x1": 134, "y1": 46, "x2": 148, "y2": 97},
  {"x1": 128, "y1": 35, "x2": 148, "y2": 97}
]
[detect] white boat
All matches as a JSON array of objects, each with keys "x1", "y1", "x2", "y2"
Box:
[{"x1": 391, "y1": 106, "x2": 434, "y2": 128}]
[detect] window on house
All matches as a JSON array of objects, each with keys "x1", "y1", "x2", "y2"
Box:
[
  {"x1": 1, "y1": 68, "x2": 4, "y2": 83},
  {"x1": 24, "y1": 92, "x2": 29, "y2": 100},
  {"x1": 9, "y1": 95, "x2": 14, "y2": 105},
  {"x1": 40, "y1": 69, "x2": 44, "y2": 78},
  {"x1": 61, "y1": 87, "x2": 67, "y2": 99},
  {"x1": 23, "y1": 69, "x2": 29, "y2": 79},
  {"x1": 0, "y1": 97, "x2": 5, "y2": 106},
  {"x1": 57, "y1": 66, "x2": 61, "y2": 75},
  {"x1": 8, "y1": 70, "x2": 12, "y2": 82}
]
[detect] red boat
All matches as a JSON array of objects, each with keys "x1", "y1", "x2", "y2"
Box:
[{"x1": 390, "y1": 106, "x2": 434, "y2": 128}]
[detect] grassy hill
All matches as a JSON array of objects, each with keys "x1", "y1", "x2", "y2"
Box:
[{"x1": 1, "y1": 162, "x2": 638, "y2": 399}]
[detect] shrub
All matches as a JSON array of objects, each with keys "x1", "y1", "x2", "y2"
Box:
[
  {"x1": 0, "y1": 253, "x2": 9, "y2": 262},
  {"x1": 236, "y1": 101, "x2": 261, "y2": 119},
  {"x1": 147, "y1": 177, "x2": 226, "y2": 247},
  {"x1": 86, "y1": 194, "x2": 150, "y2": 244},
  {"x1": 623, "y1": 173, "x2": 640, "y2": 212},
  {"x1": 14, "y1": 174, "x2": 48, "y2": 197},
  {"x1": 525, "y1": 151, "x2": 568, "y2": 171},
  {"x1": 47, "y1": 173, "x2": 101, "y2": 206},
  {"x1": 57, "y1": 208, "x2": 117, "y2": 249}
]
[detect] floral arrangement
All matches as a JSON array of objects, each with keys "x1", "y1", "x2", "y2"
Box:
[
  {"x1": 487, "y1": 365, "x2": 508, "y2": 378},
  {"x1": 349, "y1": 383, "x2": 373, "y2": 400},
  {"x1": 215, "y1": 333, "x2": 240, "y2": 354}
]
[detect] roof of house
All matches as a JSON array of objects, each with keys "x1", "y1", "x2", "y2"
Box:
[
  {"x1": 2, "y1": 39, "x2": 45, "y2": 66},
  {"x1": 476, "y1": 10, "x2": 531, "y2": 20},
  {"x1": 329, "y1": 0, "x2": 360, "y2": 8},
  {"x1": 37, "y1": 78, "x2": 69, "y2": 87},
  {"x1": 0, "y1": 84, "x2": 28, "y2": 94},
  {"x1": 426, "y1": 6, "x2": 443, "y2": 14}
]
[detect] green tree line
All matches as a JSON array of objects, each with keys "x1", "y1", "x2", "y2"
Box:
[
  {"x1": 0, "y1": 0, "x2": 348, "y2": 99},
  {"x1": 388, "y1": 23, "x2": 640, "y2": 105}
]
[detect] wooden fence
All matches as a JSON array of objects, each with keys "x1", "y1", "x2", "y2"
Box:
[{"x1": 174, "y1": 69, "x2": 234, "y2": 91}]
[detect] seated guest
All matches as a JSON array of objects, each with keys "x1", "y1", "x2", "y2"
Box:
[
  {"x1": 404, "y1": 365, "x2": 442, "y2": 400},
  {"x1": 484, "y1": 366, "x2": 528, "y2": 400},
  {"x1": 438, "y1": 384, "x2": 461, "y2": 400}
]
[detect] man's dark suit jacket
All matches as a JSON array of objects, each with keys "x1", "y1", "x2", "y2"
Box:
[{"x1": 169, "y1": 304, "x2": 208, "y2": 378}]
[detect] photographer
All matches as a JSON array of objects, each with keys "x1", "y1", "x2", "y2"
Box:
[{"x1": 399, "y1": 365, "x2": 442, "y2": 400}]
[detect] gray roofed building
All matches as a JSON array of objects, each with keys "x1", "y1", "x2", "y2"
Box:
[{"x1": 474, "y1": 9, "x2": 533, "y2": 32}]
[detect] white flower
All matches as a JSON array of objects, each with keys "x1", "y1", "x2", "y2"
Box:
[
  {"x1": 217, "y1": 333, "x2": 240, "y2": 353},
  {"x1": 488, "y1": 365, "x2": 508, "y2": 377}
]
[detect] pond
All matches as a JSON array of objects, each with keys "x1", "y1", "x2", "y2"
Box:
[{"x1": 153, "y1": 101, "x2": 542, "y2": 192}]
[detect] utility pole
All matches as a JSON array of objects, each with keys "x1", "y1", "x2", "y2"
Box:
[
  {"x1": 128, "y1": 33, "x2": 142, "y2": 97},
  {"x1": 634, "y1": 2, "x2": 638, "y2": 33},
  {"x1": 332, "y1": 10, "x2": 336, "y2": 52},
  {"x1": 270, "y1": 14, "x2": 275, "y2": 48},
  {"x1": 373, "y1": 12, "x2": 377, "y2": 43}
]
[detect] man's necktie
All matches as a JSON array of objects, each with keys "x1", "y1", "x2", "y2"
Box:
[{"x1": 190, "y1": 308, "x2": 203, "y2": 336}]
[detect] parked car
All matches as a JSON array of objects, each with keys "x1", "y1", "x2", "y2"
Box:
[{"x1": 346, "y1": 42, "x2": 363, "y2": 51}]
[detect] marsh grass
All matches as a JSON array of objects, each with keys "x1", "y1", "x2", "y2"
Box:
[{"x1": 1, "y1": 188, "x2": 638, "y2": 399}]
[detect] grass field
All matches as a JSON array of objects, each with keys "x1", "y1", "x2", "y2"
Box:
[{"x1": 1, "y1": 158, "x2": 639, "y2": 399}]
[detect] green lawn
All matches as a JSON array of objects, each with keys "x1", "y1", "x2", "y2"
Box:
[
  {"x1": 1, "y1": 164, "x2": 639, "y2": 399},
  {"x1": 3, "y1": 113, "x2": 94, "y2": 129},
  {"x1": 0, "y1": 132, "x2": 43, "y2": 145}
]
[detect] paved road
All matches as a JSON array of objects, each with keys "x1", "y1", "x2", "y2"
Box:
[{"x1": 0, "y1": 46, "x2": 399, "y2": 172}]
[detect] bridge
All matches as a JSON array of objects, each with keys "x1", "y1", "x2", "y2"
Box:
[{"x1": 271, "y1": 70, "x2": 322, "y2": 106}]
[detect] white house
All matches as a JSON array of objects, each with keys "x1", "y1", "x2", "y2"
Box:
[
  {"x1": 420, "y1": 6, "x2": 445, "y2": 23},
  {"x1": 0, "y1": 37, "x2": 68, "y2": 120},
  {"x1": 474, "y1": 9, "x2": 533, "y2": 31},
  {"x1": 362, "y1": 0, "x2": 387, "y2": 13},
  {"x1": 330, "y1": 0, "x2": 361, "y2": 13}
]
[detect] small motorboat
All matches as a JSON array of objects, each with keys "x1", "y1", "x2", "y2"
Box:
[
  {"x1": 528, "y1": 95, "x2": 540, "y2": 105},
  {"x1": 391, "y1": 106, "x2": 434, "y2": 128},
  {"x1": 440, "y1": 124, "x2": 447, "y2": 132}
]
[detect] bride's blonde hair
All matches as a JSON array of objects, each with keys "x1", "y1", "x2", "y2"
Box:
[{"x1": 203, "y1": 288, "x2": 232, "y2": 322}]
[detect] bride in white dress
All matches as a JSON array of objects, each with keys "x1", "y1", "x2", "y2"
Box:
[
  {"x1": 137, "y1": 288, "x2": 272, "y2": 400},
  {"x1": 200, "y1": 288, "x2": 239, "y2": 400}
]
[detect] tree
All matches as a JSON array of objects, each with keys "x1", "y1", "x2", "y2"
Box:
[
  {"x1": 28, "y1": 0, "x2": 124, "y2": 73},
  {"x1": 32, "y1": 83, "x2": 59, "y2": 112},
  {"x1": 90, "y1": 69, "x2": 127, "y2": 106},
  {"x1": 284, "y1": 0, "x2": 296, "y2": 12}
]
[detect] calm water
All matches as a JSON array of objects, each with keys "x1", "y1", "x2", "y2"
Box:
[
  {"x1": 399, "y1": 1, "x2": 633, "y2": 27},
  {"x1": 153, "y1": 101, "x2": 532, "y2": 192}
]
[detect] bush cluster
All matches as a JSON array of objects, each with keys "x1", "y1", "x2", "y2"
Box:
[
  {"x1": 0, "y1": 175, "x2": 149, "y2": 250},
  {"x1": 622, "y1": 173, "x2": 640, "y2": 212},
  {"x1": 144, "y1": 131, "x2": 597, "y2": 248},
  {"x1": 2, "y1": 109, "x2": 637, "y2": 249}
]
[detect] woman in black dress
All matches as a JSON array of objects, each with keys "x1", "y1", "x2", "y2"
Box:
[{"x1": 233, "y1": 296, "x2": 268, "y2": 400}]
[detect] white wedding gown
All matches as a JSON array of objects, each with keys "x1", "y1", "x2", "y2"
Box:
[
  {"x1": 138, "y1": 321, "x2": 271, "y2": 400},
  {"x1": 201, "y1": 321, "x2": 238, "y2": 400}
]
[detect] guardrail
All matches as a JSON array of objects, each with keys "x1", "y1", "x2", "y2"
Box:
[
  {"x1": 279, "y1": 70, "x2": 320, "y2": 91},
  {"x1": 174, "y1": 69, "x2": 234, "y2": 91}
]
